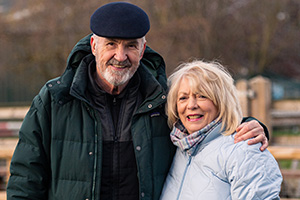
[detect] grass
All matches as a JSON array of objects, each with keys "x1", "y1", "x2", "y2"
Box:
[
  {"x1": 278, "y1": 160, "x2": 300, "y2": 169},
  {"x1": 272, "y1": 129, "x2": 300, "y2": 136},
  {"x1": 279, "y1": 160, "x2": 293, "y2": 169}
]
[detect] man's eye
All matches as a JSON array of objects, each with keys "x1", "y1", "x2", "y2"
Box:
[{"x1": 128, "y1": 44, "x2": 138, "y2": 49}]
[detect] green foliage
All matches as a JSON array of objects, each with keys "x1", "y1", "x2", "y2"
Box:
[
  {"x1": 279, "y1": 160, "x2": 292, "y2": 169},
  {"x1": 278, "y1": 160, "x2": 300, "y2": 169},
  {"x1": 273, "y1": 129, "x2": 300, "y2": 136}
]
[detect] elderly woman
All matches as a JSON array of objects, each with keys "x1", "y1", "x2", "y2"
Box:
[{"x1": 160, "y1": 60, "x2": 282, "y2": 200}]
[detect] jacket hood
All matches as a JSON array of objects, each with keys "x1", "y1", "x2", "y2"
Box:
[
  {"x1": 46, "y1": 34, "x2": 168, "y2": 105},
  {"x1": 66, "y1": 34, "x2": 167, "y2": 90}
]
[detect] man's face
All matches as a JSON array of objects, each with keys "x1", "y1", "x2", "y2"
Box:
[{"x1": 91, "y1": 35, "x2": 146, "y2": 87}]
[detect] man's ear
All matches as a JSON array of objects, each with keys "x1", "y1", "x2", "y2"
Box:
[
  {"x1": 140, "y1": 42, "x2": 146, "y2": 59},
  {"x1": 90, "y1": 35, "x2": 96, "y2": 55}
]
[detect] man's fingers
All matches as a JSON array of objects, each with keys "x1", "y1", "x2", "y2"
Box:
[
  {"x1": 247, "y1": 134, "x2": 264, "y2": 145},
  {"x1": 235, "y1": 121, "x2": 264, "y2": 142},
  {"x1": 236, "y1": 122, "x2": 246, "y2": 132},
  {"x1": 246, "y1": 132, "x2": 268, "y2": 151},
  {"x1": 235, "y1": 120, "x2": 269, "y2": 150},
  {"x1": 235, "y1": 126, "x2": 258, "y2": 143},
  {"x1": 234, "y1": 130, "x2": 256, "y2": 143},
  {"x1": 260, "y1": 137, "x2": 269, "y2": 151},
  {"x1": 235, "y1": 123, "x2": 249, "y2": 140}
]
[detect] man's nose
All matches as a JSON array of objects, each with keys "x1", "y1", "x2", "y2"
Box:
[{"x1": 114, "y1": 46, "x2": 128, "y2": 62}]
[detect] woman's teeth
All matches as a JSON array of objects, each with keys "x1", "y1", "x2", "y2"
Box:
[{"x1": 188, "y1": 115, "x2": 202, "y2": 119}]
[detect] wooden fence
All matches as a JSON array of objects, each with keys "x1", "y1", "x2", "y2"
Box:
[
  {"x1": 0, "y1": 139, "x2": 17, "y2": 200},
  {"x1": 268, "y1": 146, "x2": 300, "y2": 178},
  {"x1": 0, "y1": 142, "x2": 299, "y2": 199},
  {"x1": 268, "y1": 146, "x2": 300, "y2": 200},
  {"x1": 0, "y1": 106, "x2": 26, "y2": 200},
  {"x1": 236, "y1": 76, "x2": 300, "y2": 138},
  {"x1": 0, "y1": 106, "x2": 28, "y2": 138}
]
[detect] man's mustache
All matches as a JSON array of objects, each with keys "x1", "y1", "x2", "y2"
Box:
[{"x1": 107, "y1": 58, "x2": 131, "y2": 67}]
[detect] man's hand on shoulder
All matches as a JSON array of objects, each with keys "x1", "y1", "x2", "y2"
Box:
[{"x1": 234, "y1": 120, "x2": 268, "y2": 152}]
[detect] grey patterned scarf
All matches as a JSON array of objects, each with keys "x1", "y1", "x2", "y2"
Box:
[{"x1": 170, "y1": 119, "x2": 221, "y2": 156}]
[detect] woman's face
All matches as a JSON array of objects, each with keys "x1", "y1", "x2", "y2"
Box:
[{"x1": 176, "y1": 77, "x2": 219, "y2": 134}]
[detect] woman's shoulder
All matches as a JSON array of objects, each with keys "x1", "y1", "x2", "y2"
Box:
[
  {"x1": 219, "y1": 133, "x2": 279, "y2": 177},
  {"x1": 196, "y1": 132, "x2": 267, "y2": 164}
]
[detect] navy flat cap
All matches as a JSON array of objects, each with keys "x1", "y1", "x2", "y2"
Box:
[{"x1": 90, "y1": 2, "x2": 150, "y2": 39}]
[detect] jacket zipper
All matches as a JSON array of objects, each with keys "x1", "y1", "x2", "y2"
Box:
[
  {"x1": 176, "y1": 156, "x2": 192, "y2": 200},
  {"x1": 112, "y1": 97, "x2": 118, "y2": 142},
  {"x1": 92, "y1": 118, "x2": 98, "y2": 200},
  {"x1": 85, "y1": 105, "x2": 98, "y2": 200}
]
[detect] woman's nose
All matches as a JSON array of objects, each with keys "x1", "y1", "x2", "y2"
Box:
[{"x1": 187, "y1": 97, "x2": 198, "y2": 109}]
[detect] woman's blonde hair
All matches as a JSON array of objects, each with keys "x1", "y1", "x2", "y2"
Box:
[{"x1": 166, "y1": 60, "x2": 243, "y2": 135}]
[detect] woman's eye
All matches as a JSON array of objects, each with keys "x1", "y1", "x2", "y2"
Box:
[
  {"x1": 197, "y1": 95, "x2": 206, "y2": 99},
  {"x1": 178, "y1": 96, "x2": 187, "y2": 101}
]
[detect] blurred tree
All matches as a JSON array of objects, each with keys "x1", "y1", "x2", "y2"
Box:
[{"x1": 0, "y1": 0, "x2": 299, "y2": 103}]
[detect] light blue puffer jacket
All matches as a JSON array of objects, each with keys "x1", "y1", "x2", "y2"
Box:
[{"x1": 160, "y1": 123, "x2": 282, "y2": 200}]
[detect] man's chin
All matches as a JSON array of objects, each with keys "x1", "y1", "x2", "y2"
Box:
[
  {"x1": 103, "y1": 69, "x2": 135, "y2": 86},
  {"x1": 106, "y1": 77, "x2": 129, "y2": 87}
]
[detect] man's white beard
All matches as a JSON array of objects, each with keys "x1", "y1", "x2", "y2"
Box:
[{"x1": 102, "y1": 67, "x2": 134, "y2": 86}]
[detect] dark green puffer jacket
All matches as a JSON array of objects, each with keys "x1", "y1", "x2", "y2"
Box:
[{"x1": 7, "y1": 34, "x2": 176, "y2": 200}]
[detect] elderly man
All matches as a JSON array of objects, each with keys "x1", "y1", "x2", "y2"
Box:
[{"x1": 7, "y1": 2, "x2": 268, "y2": 200}]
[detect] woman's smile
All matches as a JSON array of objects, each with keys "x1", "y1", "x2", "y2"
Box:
[{"x1": 187, "y1": 114, "x2": 203, "y2": 121}]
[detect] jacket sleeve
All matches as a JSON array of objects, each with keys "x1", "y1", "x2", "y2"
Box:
[
  {"x1": 226, "y1": 141, "x2": 282, "y2": 200},
  {"x1": 7, "y1": 92, "x2": 51, "y2": 200}
]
